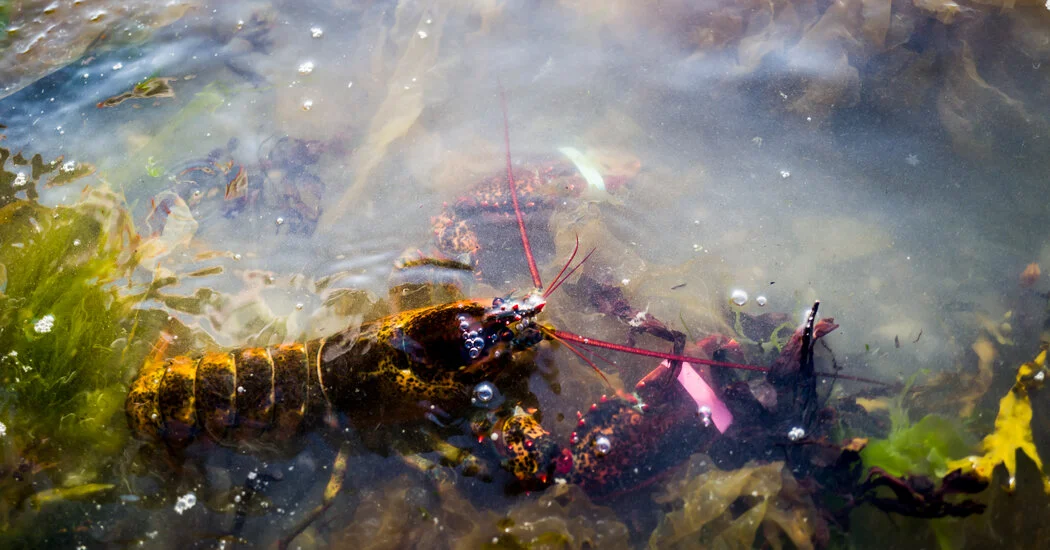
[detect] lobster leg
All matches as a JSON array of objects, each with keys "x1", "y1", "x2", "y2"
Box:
[
  {"x1": 277, "y1": 441, "x2": 350, "y2": 550},
  {"x1": 401, "y1": 438, "x2": 494, "y2": 481}
]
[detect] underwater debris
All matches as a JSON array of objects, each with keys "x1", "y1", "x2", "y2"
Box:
[
  {"x1": 855, "y1": 466, "x2": 988, "y2": 519},
  {"x1": 97, "y1": 77, "x2": 177, "y2": 108},
  {"x1": 1, "y1": 145, "x2": 96, "y2": 206},
  {"x1": 29, "y1": 483, "x2": 114, "y2": 510},
  {"x1": 1021, "y1": 263, "x2": 1042, "y2": 288}
]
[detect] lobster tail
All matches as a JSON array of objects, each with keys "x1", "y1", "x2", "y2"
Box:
[
  {"x1": 195, "y1": 352, "x2": 236, "y2": 441},
  {"x1": 125, "y1": 342, "x2": 324, "y2": 448}
]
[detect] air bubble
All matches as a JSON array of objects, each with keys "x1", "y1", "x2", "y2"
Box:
[
  {"x1": 301, "y1": 99, "x2": 314, "y2": 111},
  {"x1": 468, "y1": 348, "x2": 480, "y2": 359},
  {"x1": 13, "y1": 173, "x2": 27, "y2": 187},
  {"x1": 276, "y1": 217, "x2": 285, "y2": 226},
  {"x1": 173, "y1": 493, "x2": 197, "y2": 515},
  {"x1": 756, "y1": 295, "x2": 768, "y2": 307},
  {"x1": 594, "y1": 435, "x2": 612, "y2": 456},
  {"x1": 459, "y1": 321, "x2": 470, "y2": 330},
  {"x1": 730, "y1": 289, "x2": 748, "y2": 306},
  {"x1": 788, "y1": 426, "x2": 805, "y2": 441},
  {"x1": 297, "y1": 61, "x2": 315, "y2": 75},
  {"x1": 310, "y1": 27, "x2": 324, "y2": 38},
  {"x1": 473, "y1": 382, "x2": 495, "y2": 404},
  {"x1": 698, "y1": 405, "x2": 712, "y2": 428}
]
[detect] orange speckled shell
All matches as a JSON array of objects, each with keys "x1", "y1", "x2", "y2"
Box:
[
  {"x1": 125, "y1": 353, "x2": 167, "y2": 442},
  {"x1": 271, "y1": 343, "x2": 308, "y2": 440},
  {"x1": 157, "y1": 356, "x2": 198, "y2": 446},
  {"x1": 195, "y1": 352, "x2": 235, "y2": 441},
  {"x1": 233, "y1": 347, "x2": 274, "y2": 441}
]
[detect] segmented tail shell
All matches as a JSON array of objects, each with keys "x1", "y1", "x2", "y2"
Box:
[{"x1": 125, "y1": 341, "x2": 325, "y2": 447}]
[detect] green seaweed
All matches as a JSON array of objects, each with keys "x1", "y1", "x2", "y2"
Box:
[
  {"x1": 861, "y1": 376, "x2": 975, "y2": 478},
  {"x1": 861, "y1": 415, "x2": 975, "y2": 478},
  {"x1": 0, "y1": 181, "x2": 153, "y2": 526}
]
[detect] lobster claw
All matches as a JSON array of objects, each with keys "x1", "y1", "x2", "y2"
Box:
[{"x1": 492, "y1": 407, "x2": 560, "y2": 488}]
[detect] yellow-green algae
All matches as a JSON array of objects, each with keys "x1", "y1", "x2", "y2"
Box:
[
  {"x1": 861, "y1": 375, "x2": 975, "y2": 479},
  {"x1": 0, "y1": 171, "x2": 153, "y2": 529}
]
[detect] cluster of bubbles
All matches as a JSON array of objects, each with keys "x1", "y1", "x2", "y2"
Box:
[
  {"x1": 33, "y1": 314, "x2": 55, "y2": 334},
  {"x1": 458, "y1": 315, "x2": 487, "y2": 359},
  {"x1": 173, "y1": 492, "x2": 197, "y2": 515},
  {"x1": 729, "y1": 289, "x2": 768, "y2": 308},
  {"x1": 787, "y1": 426, "x2": 806, "y2": 441}
]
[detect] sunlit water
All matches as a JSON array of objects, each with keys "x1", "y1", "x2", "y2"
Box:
[{"x1": 3, "y1": 0, "x2": 1050, "y2": 547}]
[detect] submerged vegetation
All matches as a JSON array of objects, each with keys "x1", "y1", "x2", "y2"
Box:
[
  {"x1": 0, "y1": 179, "x2": 140, "y2": 526},
  {"x1": 0, "y1": 132, "x2": 172, "y2": 525}
]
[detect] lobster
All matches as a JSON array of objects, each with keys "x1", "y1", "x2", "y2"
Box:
[
  {"x1": 126, "y1": 296, "x2": 548, "y2": 448},
  {"x1": 124, "y1": 88, "x2": 887, "y2": 546}
]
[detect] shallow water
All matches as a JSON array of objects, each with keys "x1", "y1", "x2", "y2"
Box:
[{"x1": 3, "y1": 0, "x2": 1050, "y2": 548}]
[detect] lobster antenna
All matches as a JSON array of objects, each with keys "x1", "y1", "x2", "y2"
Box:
[
  {"x1": 552, "y1": 329, "x2": 892, "y2": 385},
  {"x1": 543, "y1": 246, "x2": 597, "y2": 299},
  {"x1": 552, "y1": 329, "x2": 770, "y2": 373},
  {"x1": 540, "y1": 326, "x2": 612, "y2": 387},
  {"x1": 499, "y1": 82, "x2": 543, "y2": 290},
  {"x1": 544, "y1": 235, "x2": 580, "y2": 297}
]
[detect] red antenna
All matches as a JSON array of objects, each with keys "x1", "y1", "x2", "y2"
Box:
[
  {"x1": 552, "y1": 329, "x2": 890, "y2": 385},
  {"x1": 495, "y1": 86, "x2": 888, "y2": 387},
  {"x1": 499, "y1": 82, "x2": 543, "y2": 290},
  {"x1": 552, "y1": 330, "x2": 771, "y2": 373}
]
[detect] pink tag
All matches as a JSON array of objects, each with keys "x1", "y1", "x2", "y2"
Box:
[{"x1": 664, "y1": 360, "x2": 733, "y2": 433}]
